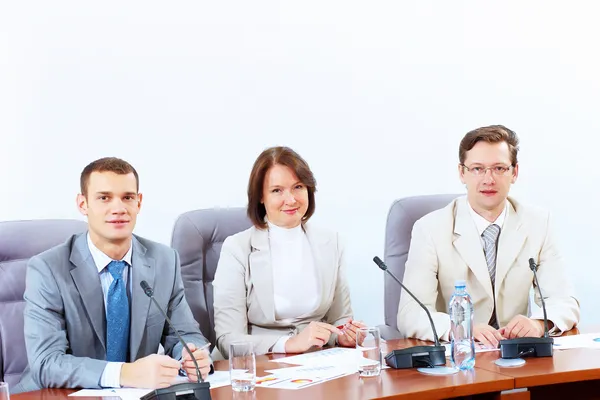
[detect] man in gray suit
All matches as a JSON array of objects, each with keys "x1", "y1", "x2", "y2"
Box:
[{"x1": 14, "y1": 157, "x2": 211, "y2": 393}]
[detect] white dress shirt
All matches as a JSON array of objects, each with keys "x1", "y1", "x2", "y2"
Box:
[
  {"x1": 87, "y1": 234, "x2": 133, "y2": 388},
  {"x1": 467, "y1": 201, "x2": 508, "y2": 246},
  {"x1": 267, "y1": 221, "x2": 320, "y2": 352}
]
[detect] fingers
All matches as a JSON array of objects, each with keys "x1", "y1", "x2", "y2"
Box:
[
  {"x1": 474, "y1": 330, "x2": 494, "y2": 348},
  {"x1": 491, "y1": 328, "x2": 505, "y2": 343},
  {"x1": 503, "y1": 319, "x2": 519, "y2": 340},
  {"x1": 158, "y1": 355, "x2": 182, "y2": 369},
  {"x1": 484, "y1": 330, "x2": 500, "y2": 348},
  {"x1": 316, "y1": 322, "x2": 343, "y2": 335},
  {"x1": 313, "y1": 328, "x2": 332, "y2": 344},
  {"x1": 344, "y1": 329, "x2": 357, "y2": 343},
  {"x1": 509, "y1": 323, "x2": 526, "y2": 339},
  {"x1": 182, "y1": 356, "x2": 211, "y2": 371}
]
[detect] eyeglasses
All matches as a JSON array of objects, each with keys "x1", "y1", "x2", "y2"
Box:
[{"x1": 461, "y1": 164, "x2": 513, "y2": 176}]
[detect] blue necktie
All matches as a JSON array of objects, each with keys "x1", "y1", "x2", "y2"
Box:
[{"x1": 106, "y1": 260, "x2": 130, "y2": 362}]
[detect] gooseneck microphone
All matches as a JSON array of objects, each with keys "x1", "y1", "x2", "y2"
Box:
[
  {"x1": 373, "y1": 256, "x2": 446, "y2": 369},
  {"x1": 140, "y1": 281, "x2": 212, "y2": 400},
  {"x1": 499, "y1": 258, "x2": 553, "y2": 359},
  {"x1": 529, "y1": 258, "x2": 549, "y2": 338}
]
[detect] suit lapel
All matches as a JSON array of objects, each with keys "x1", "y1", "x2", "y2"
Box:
[
  {"x1": 495, "y1": 200, "x2": 526, "y2": 293},
  {"x1": 129, "y1": 236, "x2": 155, "y2": 361},
  {"x1": 452, "y1": 198, "x2": 494, "y2": 300},
  {"x1": 69, "y1": 233, "x2": 107, "y2": 352},
  {"x1": 249, "y1": 228, "x2": 275, "y2": 322},
  {"x1": 304, "y1": 224, "x2": 334, "y2": 315}
]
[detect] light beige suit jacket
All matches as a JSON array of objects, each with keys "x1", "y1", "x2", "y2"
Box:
[
  {"x1": 397, "y1": 196, "x2": 579, "y2": 342},
  {"x1": 213, "y1": 223, "x2": 353, "y2": 358}
]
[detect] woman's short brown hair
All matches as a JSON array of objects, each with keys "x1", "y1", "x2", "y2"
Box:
[
  {"x1": 247, "y1": 146, "x2": 317, "y2": 229},
  {"x1": 459, "y1": 125, "x2": 520, "y2": 166}
]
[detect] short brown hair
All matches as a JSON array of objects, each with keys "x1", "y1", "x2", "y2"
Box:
[
  {"x1": 247, "y1": 147, "x2": 316, "y2": 229},
  {"x1": 459, "y1": 125, "x2": 520, "y2": 166},
  {"x1": 80, "y1": 157, "x2": 139, "y2": 196}
]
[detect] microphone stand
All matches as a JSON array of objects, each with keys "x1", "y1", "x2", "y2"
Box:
[{"x1": 373, "y1": 257, "x2": 446, "y2": 369}]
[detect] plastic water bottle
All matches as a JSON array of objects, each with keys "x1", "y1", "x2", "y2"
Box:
[{"x1": 449, "y1": 279, "x2": 475, "y2": 370}]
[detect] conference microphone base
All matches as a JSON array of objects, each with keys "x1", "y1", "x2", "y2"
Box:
[
  {"x1": 385, "y1": 345, "x2": 446, "y2": 369},
  {"x1": 500, "y1": 337, "x2": 554, "y2": 359},
  {"x1": 141, "y1": 382, "x2": 212, "y2": 400}
]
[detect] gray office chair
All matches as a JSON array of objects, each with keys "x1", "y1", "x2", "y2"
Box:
[
  {"x1": 0, "y1": 219, "x2": 87, "y2": 386},
  {"x1": 171, "y1": 208, "x2": 252, "y2": 352},
  {"x1": 378, "y1": 194, "x2": 460, "y2": 340}
]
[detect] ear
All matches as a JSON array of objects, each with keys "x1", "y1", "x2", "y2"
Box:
[
  {"x1": 76, "y1": 194, "x2": 88, "y2": 216},
  {"x1": 136, "y1": 193, "x2": 143, "y2": 212},
  {"x1": 458, "y1": 164, "x2": 466, "y2": 184},
  {"x1": 511, "y1": 163, "x2": 519, "y2": 184}
]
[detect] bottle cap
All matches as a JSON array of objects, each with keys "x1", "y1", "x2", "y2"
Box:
[{"x1": 455, "y1": 279, "x2": 466, "y2": 288}]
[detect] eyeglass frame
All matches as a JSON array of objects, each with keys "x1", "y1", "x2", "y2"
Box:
[{"x1": 460, "y1": 164, "x2": 515, "y2": 177}]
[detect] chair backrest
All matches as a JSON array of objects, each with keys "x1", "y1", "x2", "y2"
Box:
[
  {"x1": 383, "y1": 194, "x2": 460, "y2": 328},
  {"x1": 0, "y1": 219, "x2": 87, "y2": 386},
  {"x1": 171, "y1": 208, "x2": 252, "y2": 350}
]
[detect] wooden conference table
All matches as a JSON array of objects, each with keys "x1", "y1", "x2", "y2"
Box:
[{"x1": 12, "y1": 327, "x2": 600, "y2": 400}]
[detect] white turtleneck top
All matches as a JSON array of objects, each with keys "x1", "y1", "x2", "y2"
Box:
[{"x1": 268, "y1": 220, "x2": 320, "y2": 352}]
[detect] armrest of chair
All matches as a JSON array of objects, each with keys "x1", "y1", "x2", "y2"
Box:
[{"x1": 377, "y1": 324, "x2": 404, "y2": 340}]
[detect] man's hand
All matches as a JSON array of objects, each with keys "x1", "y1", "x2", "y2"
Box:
[
  {"x1": 285, "y1": 322, "x2": 343, "y2": 353},
  {"x1": 473, "y1": 324, "x2": 505, "y2": 349},
  {"x1": 181, "y1": 343, "x2": 212, "y2": 382},
  {"x1": 120, "y1": 354, "x2": 180, "y2": 389},
  {"x1": 337, "y1": 320, "x2": 368, "y2": 347},
  {"x1": 500, "y1": 315, "x2": 544, "y2": 339}
]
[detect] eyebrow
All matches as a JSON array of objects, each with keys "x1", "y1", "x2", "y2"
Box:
[
  {"x1": 268, "y1": 182, "x2": 302, "y2": 189},
  {"x1": 94, "y1": 191, "x2": 138, "y2": 196}
]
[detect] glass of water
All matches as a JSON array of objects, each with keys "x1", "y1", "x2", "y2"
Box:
[
  {"x1": 0, "y1": 382, "x2": 9, "y2": 400},
  {"x1": 356, "y1": 327, "x2": 381, "y2": 377},
  {"x1": 229, "y1": 341, "x2": 256, "y2": 392}
]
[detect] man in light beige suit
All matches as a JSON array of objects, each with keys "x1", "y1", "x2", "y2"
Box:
[{"x1": 397, "y1": 125, "x2": 579, "y2": 348}]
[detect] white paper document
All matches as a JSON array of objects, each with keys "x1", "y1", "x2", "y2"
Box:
[
  {"x1": 271, "y1": 347, "x2": 360, "y2": 366},
  {"x1": 257, "y1": 364, "x2": 354, "y2": 390},
  {"x1": 69, "y1": 370, "x2": 231, "y2": 399},
  {"x1": 553, "y1": 333, "x2": 600, "y2": 350}
]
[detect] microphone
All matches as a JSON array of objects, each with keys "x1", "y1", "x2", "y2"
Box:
[
  {"x1": 499, "y1": 258, "x2": 553, "y2": 359},
  {"x1": 139, "y1": 281, "x2": 212, "y2": 400},
  {"x1": 373, "y1": 256, "x2": 446, "y2": 369},
  {"x1": 529, "y1": 258, "x2": 549, "y2": 339}
]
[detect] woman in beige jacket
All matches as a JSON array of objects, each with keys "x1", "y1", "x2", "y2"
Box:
[{"x1": 213, "y1": 146, "x2": 364, "y2": 358}]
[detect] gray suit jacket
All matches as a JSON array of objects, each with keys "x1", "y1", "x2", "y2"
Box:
[
  {"x1": 213, "y1": 223, "x2": 353, "y2": 358},
  {"x1": 13, "y1": 233, "x2": 209, "y2": 393}
]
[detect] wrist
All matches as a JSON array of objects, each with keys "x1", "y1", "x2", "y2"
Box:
[
  {"x1": 533, "y1": 319, "x2": 546, "y2": 335},
  {"x1": 120, "y1": 362, "x2": 132, "y2": 387},
  {"x1": 285, "y1": 335, "x2": 299, "y2": 353}
]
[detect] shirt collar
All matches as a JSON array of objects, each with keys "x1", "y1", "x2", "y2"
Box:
[
  {"x1": 467, "y1": 200, "x2": 508, "y2": 236},
  {"x1": 87, "y1": 233, "x2": 133, "y2": 273}
]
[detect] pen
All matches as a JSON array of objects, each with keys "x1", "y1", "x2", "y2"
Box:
[{"x1": 179, "y1": 342, "x2": 212, "y2": 375}]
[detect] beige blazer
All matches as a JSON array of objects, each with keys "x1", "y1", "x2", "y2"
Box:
[
  {"x1": 213, "y1": 223, "x2": 353, "y2": 358},
  {"x1": 397, "y1": 196, "x2": 580, "y2": 342}
]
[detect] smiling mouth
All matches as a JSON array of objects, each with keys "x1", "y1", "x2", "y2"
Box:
[{"x1": 283, "y1": 209, "x2": 298, "y2": 214}]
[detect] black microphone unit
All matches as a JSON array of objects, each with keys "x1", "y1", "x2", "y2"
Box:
[
  {"x1": 139, "y1": 281, "x2": 212, "y2": 400},
  {"x1": 373, "y1": 257, "x2": 446, "y2": 369},
  {"x1": 499, "y1": 258, "x2": 554, "y2": 359}
]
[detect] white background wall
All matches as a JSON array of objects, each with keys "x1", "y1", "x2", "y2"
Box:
[{"x1": 2, "y1": 1, "x2": 598, "y2": 328}]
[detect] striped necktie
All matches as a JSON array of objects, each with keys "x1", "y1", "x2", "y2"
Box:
[{"x1": 482, "y1": 224, "x2": 501, "y2": 329}]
